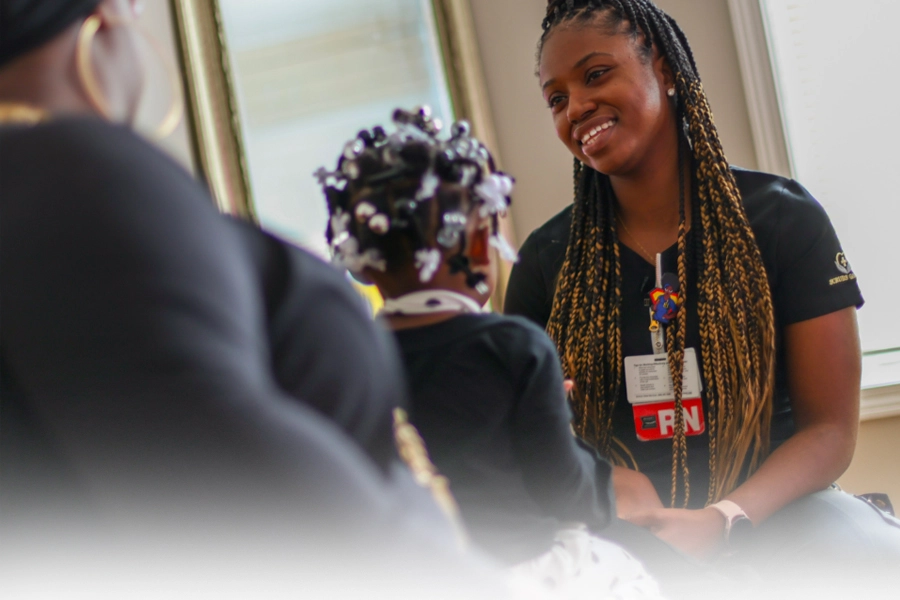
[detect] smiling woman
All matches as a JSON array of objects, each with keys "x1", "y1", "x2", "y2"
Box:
[
  {"x1": 503, "y1": 0, "x2": 900, "y2": 590},
  {"x1": 540, "y1": 24, "x2": 675, "y2": 182},
  {"x1": 530, "y1": 2, "x2": 778, "y2": 512}
]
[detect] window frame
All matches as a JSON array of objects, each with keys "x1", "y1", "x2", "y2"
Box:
[
  {"x1": 726, "y1": 0, "x2": 900, "y2": 419},
  {"x1": 169, "y1": 0, "x2": 515, "y2": 310}
]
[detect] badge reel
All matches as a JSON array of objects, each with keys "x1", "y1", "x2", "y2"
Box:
[
  {"x1": 625, "y1": 254, "x2": 702, "y2": 442},
  {"x1": 648, "y1": 256, "x2": 683, "y2": 354}
]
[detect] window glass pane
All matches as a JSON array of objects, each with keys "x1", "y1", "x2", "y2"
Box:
[
  {"x1": 761, "y1": 0, "x2": 900, "y2": 363},
  {"x1": 218, "y1": 0, "x2": 454, "y2": 257}
]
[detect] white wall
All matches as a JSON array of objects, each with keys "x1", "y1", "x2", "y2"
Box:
[{"x1": 839, "y1": 416, "x2": 900, "y2": 503}]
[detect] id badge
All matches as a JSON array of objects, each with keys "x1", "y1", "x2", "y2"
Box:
[{"x1": 624, "y1": 349, "x2": 705, "y2": 442}]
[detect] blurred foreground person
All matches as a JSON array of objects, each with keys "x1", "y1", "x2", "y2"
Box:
[{"x1": 0, "y1": 2, "x2": 506, "y2": 598}]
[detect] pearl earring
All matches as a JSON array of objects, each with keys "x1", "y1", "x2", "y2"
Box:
[{"x1": 667, "y1": 87, "x2": 676, "y2": 97}]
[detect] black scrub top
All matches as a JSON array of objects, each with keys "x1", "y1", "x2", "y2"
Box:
[{"x1": 504, "y1": 167, "x2": 864, "y2": 506}]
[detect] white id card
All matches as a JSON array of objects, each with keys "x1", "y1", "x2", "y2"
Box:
[{"x1": 624, "y1": 348, "x2": 702, "y2": 405}]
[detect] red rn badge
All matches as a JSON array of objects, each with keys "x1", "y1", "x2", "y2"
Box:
[
  {"x1": 632, "y1": 398, "x2": 705, "y2": 441},
  {"x1": 624, "y1": 349, "x2": 705, "y2": 442}
]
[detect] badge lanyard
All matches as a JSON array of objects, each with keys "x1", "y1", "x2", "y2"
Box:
[
  {"x1": 647, "y1": 253, "x2": 683, "y2": 354},
  {"x1": 627, "y1": 261, "x2": 702, "y2": 442},
  {"x1": 649, "y1": 253, "x2": 665, "y2": 354}
]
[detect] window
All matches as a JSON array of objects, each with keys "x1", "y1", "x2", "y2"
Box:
[
  {"x1": 731, "y1": 0, "x2": 900, "y2": 396},
  {"x1": 217, "y1": 0, "x2": 454, "y2": 258},
  {"x1": 174, "y1": 0, "x2": 507, "y2": 312}
]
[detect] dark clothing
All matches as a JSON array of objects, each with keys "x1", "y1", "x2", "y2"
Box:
[
  {"x1": 231, "y1": 220, "x2": 404, "y2": 473},
  {"x1": 0, "y1": 117, "x2": 411, "y2": 522},
  {"x1": 393, "y1": 313, "x2": 615, "y2": 564},
  {"x1": 504, "y1": 167, "x2": 864, "y2": 506},
  {"x1": 0, "y1": 118, "x2": 513, "y2": 600}
]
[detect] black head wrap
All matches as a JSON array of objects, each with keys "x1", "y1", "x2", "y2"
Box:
[{"x1": 0, "y1": 0, "x2": 102, "y2": 67}]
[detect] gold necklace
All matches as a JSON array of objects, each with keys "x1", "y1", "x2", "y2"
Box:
[
  {"x1": 616, "y1": 214, "x2": 657, "y2": 263},
  {"x1": 0, "y1": 103, "x2": 50, "y2": 125}
]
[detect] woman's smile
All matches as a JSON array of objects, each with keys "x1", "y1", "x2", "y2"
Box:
[
  {"x1": 576, "y1": 117, "x2": 618, "y2": 155},
  {"x1": 539, "y1": 22, "x2": 676, "y2": 178}
]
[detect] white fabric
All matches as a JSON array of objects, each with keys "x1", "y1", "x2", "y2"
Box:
[
  {"x1": 380, "y1": 290, "x2": 483, "y2": 316},
  {"x1": 506, "y1": 526, "x2": 665, "y2": 600}
]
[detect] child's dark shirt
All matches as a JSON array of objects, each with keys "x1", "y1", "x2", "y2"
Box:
[{"x1": 393, "y1": 313, "x2": 614, "y2": 564}]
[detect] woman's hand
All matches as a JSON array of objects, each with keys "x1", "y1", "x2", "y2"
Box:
[
  {"x1": 612, "y1": 466, "x2": 664, "y2": 517},
  {"x1": 625, "y1": 507, "x2": 726, "y2": 560}
]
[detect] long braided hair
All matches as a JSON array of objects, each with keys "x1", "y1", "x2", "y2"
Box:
[{"x1": 540, "y1": 0, "x2": 776, "y2": 507}]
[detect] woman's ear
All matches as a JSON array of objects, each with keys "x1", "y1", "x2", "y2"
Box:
[{"x1": 653, "y1": 48, "x2": 675, "y2": 94}]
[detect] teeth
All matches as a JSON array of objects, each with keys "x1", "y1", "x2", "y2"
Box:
[{"x1": 581, "y1": 120, "x2": 616, "y2": 144}]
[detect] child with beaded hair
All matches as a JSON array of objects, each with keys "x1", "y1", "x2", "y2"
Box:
[{"x1": 318, "y1": 107, "x2": 664, "y2": 598}]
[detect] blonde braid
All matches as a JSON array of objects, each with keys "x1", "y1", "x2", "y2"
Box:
[
  {"x1": 681, "y1": 75, "x2": 775, "y2": 499},
  {"x1": 665, "y1": 129, "x2": 692, "y2": 506}
]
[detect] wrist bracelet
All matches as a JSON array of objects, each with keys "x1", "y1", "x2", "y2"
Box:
[{"x1": 709, "y1": 500, "x2": 752, "y2": 543}]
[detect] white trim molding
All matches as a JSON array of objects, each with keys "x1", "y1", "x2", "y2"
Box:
[
  {"x1": 861, "y1": 385, "x2": 900, "y2": 422},
  {"x1": 861, "y1": 349, "x2": 900, "y2": 421},
  {"x1": 726, "y1": 0, "x2": 793, "y2": 178}
]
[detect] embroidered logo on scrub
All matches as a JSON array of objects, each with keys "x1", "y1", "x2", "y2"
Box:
[{"x1": 829, "y1": 252, "x2": 856, "y2": 286}]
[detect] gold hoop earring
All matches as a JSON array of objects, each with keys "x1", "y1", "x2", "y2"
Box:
[
  {"x1": 76, "y1": 14, "x2": 184, "y2": 139},
  {"x1": 76, "y1": 15, "x2": 111, "y2": 119},
  {"x1": 136, "y1": 25, "x2": 184, "y2": 139}
]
